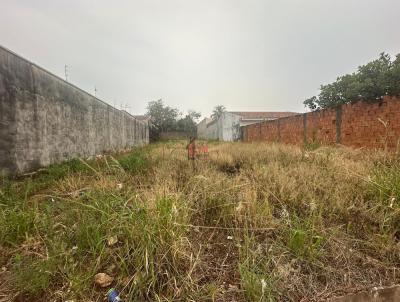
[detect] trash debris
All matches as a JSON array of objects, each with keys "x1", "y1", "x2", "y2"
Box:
[
  {"x1": 94, "y1": 273, "x2": 114, "y2": 287},
  {"x1": 227, "y1": 235, "x2": 233, "y2": 240},
  {"x1": 64, "y1": 187, "x2": 89, "y2": 198},
  {"x1": 107, "y1": 288, "x2": 123, "y2": 302},
  {"x1": 389, "y1": 197, "x2": 395, "y2": 208},
  {"x1": 261, "y1": 278, "x2": 267, "y2": 294},
  {"x1": 280, "y1": 208, "x2": 289, "y2": 221},
  {"x1": 107, "y1": 236, "x2": 118, "y2": 247},
  {"x1": 116, "y1": 183, "x2": 123, "y2": 190}
]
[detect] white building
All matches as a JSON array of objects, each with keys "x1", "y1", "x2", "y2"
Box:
[{"x1": 197, "y1": 111, "x2": 299, "y2": 141}]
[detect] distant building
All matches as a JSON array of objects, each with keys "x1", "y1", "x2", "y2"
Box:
[
  {"x1": 197, "y1": 111, "x2": 299, "y2": 141},
  {"x1": 132, "y1": 115, "x2": 151, "y2": 123},
  {"x1": 196, "y1": 117, "x2": 215, "y2": 139}
]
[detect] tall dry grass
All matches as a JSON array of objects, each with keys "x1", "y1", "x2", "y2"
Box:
[{"x1": 0, "y1": 141, "x2": 399, "y2": 301}]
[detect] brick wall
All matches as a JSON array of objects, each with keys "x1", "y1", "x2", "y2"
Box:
[
  {"x1": 306, "y1": 108, "x2": 337, "y2": 145},
  {"x1": 242, "y1": 96, "x2": 400, "y2": 150},
  {"x1": 279, "y1": 114, "x2": 305, "y2": 145}
]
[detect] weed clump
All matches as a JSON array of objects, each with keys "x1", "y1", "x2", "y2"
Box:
[{"x1": 118, "y1": 149, "x2": 149, "y2": 174}]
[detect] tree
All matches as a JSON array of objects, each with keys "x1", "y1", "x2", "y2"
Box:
[
  {"x1": 176, "y1": 110, "x2": 201, "y2": 135},
  {"x1": 211, "y1": 105, "x2": 226, "y2": 120},
  {"x1": 146, "y1": 99, "x2": 180, "y2": 140},
  {"x1": 304, "y1": 52, "x2": 400, "y2": 110},
  {"x1": 387, "y1": 54, "x2": 400, "y2": 96},
  {"x1": 145, "y1": 100, "x2": 202, "y2": 140}
]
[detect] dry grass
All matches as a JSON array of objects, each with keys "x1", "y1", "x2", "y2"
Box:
[{"x1": 0, "y1": 141, "x2": 399, "y2": 301}]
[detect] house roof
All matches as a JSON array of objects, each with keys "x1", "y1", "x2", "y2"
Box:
[
  {"x1": 206, "y1": 118, "x2": 218, "y2": 126},
  {"x1": 229, "y1": 111, "x2": 299, "y2": 120},
  {"x1": 198, "y1": 117, "x2": 212, "y2": 124}
]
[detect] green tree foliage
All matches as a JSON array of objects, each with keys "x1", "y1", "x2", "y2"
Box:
[
  {"x1": 146, "y1": 99, "x2": 201, "y2": 140},
  {"x1": 146, "y1": 99, "x2": 180, "y2": 140},
  {"x1": 211, "y1": 105, "x2": 226, "y2": 120},
  {"x1": 304, "y1": 52, "x2": 400, "y2": 110},
  {"x1": 176, "y1": 110, "x2": 201, "y2": 135}
]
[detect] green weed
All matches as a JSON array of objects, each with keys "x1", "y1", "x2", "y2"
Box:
[
  {"x1": 239, "y1": 235, "x2": 278, "y2": 302},
  {"x1": 11, "y1": 254, "x2": 58, "y2": 295},
  {"x1": 0, "y1": 205, "x2": 36, "y2": 247},
  {"x1": 284, "y1": 216, "x2": 326, "y2": 259},
  {"x1": 118, "y1": 149, "x2": 149, "y2": 174}
]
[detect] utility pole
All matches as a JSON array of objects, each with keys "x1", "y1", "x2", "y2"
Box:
[
  {"x1": 64, "y1": 64, "x2": 68, "y2": 82},
  {"x1": 94, "y1": 86, "x2": 97, "y2": 97},
  {"x1": 124, "y1": 104, "x2": 131, "y2": 113}
]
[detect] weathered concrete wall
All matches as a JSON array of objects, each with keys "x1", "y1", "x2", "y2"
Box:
[
  {"x1": 0, "y1": 46, "x2": 149, "y2": 175},
  {"x1": 220, "y1": 112, "x2": 241, "y2": 141},
  {"x1": 197, "y1": 113, "x2": 241, "y2": 141},
  {"x1": 159, "y1": 131, "x2": 191, "y2": 140},
  {"x1": 206, "y1": 119, "x2": 219, "y2": 140},
  {"x1": 197, "y1": 118, "x2": 211, "y2": 139}
]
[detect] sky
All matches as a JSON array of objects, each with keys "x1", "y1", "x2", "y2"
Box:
[{"x1": 1, "y1": 0, "x2": 400, "y2": 118}]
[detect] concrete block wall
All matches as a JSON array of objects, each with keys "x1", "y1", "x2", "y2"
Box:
[
  {"x1": 219, "y1": 112, "x2": 241, "y2": 141},
  {"x1": 242, "y1": 96, "x2": 400, "y2": 151},
  {"x1": 203, "y1": 119, "x2": 219, "y2": 140},
  {"x1": 197, "y1": 118, "x2": 211, "y2": 139},
  {"x1": 159, "y1": 131, "x2": 191, "y2": 140},
  {"x1": 0, "y1": 46, "x2": 149, "y2": 175},
  {"x1": 197, "y1": 113, "x2": 243, "y2": 141}
]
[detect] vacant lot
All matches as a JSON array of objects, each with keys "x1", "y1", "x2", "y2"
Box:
[{"x1": 0, "y1": 141, "x2": 399, "y2": 301}]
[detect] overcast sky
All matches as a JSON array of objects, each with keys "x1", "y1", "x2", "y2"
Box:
[{"x1": 1, "y1": 0, "x2": 400, "y2": 117}]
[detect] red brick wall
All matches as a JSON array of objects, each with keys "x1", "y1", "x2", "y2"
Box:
[
  {"x1": 279, "y1": 114, "x2": 304, "y2": 145},
  {"x1": 242, "y1": 96, "x2": 400, "y2": 150},
  {"x1": 305, "y1": 108, "x2": 337, "y2": 145},
  {"x1": 341, "y1": 96, "x2": 400, "y2": 149},
  {"x1": 261, "y1": 121, "x2": 279, "y2": 142}
]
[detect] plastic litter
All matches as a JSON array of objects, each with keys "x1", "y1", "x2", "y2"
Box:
[{"x1": 107, "y1": 288, "x2": 123, "y2": 302}]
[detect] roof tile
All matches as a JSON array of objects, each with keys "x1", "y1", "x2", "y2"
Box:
[{"x1": 229, "y1": 111, "x2": 299, "y2": 119}]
